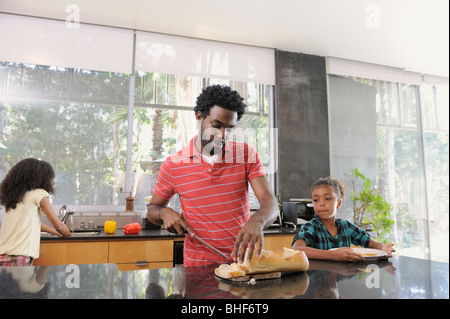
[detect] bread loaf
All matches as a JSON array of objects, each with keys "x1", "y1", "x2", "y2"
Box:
[{"x1": 215, "y1": 247, "x2": 309, "y2": 278}]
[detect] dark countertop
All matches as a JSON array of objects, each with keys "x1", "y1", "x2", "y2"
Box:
[
  {"x1": 40, "y1": 226, "x2": 299, "y2": 241},
  {"x1": 1, "y1": 255, "x2": 447, "y2": 301},
  {"x1": 41, "y1": 228, "x2": 183, "y2": 241}
]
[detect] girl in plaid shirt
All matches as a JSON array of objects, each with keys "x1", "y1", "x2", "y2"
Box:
[{"x1": 292, "y1": 177, "x2": 395, "y2": 261}]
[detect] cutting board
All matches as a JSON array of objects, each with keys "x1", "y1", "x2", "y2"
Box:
[{"x1": 214, "y1": 269, "x2": 283, "y2": 282}]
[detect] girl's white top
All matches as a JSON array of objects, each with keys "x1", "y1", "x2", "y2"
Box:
[{"x1": 0, "y1": 189, "x2": 49, "y2": 258}]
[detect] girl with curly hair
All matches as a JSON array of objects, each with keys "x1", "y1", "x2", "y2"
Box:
[{"x1": 0, "y1": 158, "x2": 71, "y2": 266}]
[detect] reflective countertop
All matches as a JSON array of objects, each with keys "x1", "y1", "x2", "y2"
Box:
[
  {"x1": 40, "y1": 227, "x2": 299, "y2": 241},
  {"x1": 1, "y1": 255, "x2": 447, "y2": 300}
]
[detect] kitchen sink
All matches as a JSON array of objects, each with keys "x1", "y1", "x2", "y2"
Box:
[
  {"x1": 41, "y1": 230, "x2": 102, "y2": 237},
  {"x1": 70, "y1": 231, "x2": 102, "y2": 236}
]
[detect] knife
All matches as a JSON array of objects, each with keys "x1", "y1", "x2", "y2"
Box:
[{"x1": 191, "y1": 233, "x2": 229, "y2": 260}]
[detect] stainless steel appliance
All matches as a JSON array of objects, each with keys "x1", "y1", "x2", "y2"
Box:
[{"x1": 282, "y1": 200, "x2": 314, "y2": 225}]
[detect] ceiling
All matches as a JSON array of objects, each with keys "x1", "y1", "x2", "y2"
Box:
[{"x1": 0, "y1": 0, "x2": 448, "y2": 77}]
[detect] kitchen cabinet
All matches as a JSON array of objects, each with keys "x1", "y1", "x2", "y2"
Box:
[
  {"x1": 109, "y1": 239, "x2": 173, "y2": 271},
  {"x1": 34, "y1": 241, "x2": 109, "y2": 265},
  {"x1": 263, "y1": 234, "x2": 294, "y2": 250},
  {"x1": 34, "y1": 239, "x2": 173, "y2": 270}
]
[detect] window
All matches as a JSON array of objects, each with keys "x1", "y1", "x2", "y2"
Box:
[
  {"x1": 131, "y1": 73, "x2": 273, "y2": 209},
  {"x1": 0, "y1": 62, "x2": 129, "y2": 206},
  {"x1": 0, "y1": 13, "x2": 275, "y2": 218},
  {"x1": 327, "y1": 74, "x2": 449, "y2": 262},
  {"x1": 0, "y1": 14, "x2": 275, "y2": 214},
  {"x1": 0, "y1": 62, "x2": 273, "y2": 211},
  {"x1": 420, "y1": 84, "x2": 449, "y2": 262}
]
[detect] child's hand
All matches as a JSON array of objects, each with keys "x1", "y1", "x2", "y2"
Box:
[
  {"x1": 47, "y1": 227, "x2": 62, "y2": 236},
  {"x1": 381, "y1": 243, "x2": 395, "y2": 257},
  {"x1": 56, "y1": 224, "x2": 73, "y2": 237},
  {"x1": 330, "y1": 247, "x2": 365, "y2": 262}
]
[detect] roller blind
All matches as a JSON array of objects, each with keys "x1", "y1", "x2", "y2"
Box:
[
  {"x1": 326, "y1": 57, "x2": 423, "y2": 85},
  {"x1": 0, "y1": 13, "x2": 276, "y2": 83},
  {"x1": 0, "y1": 14, "x2": 134, "y2": 74},
  {"x1": 135, "y1": 31, "x2": 275, "y2": 85},
  {"x1": 326, "y1": 57, "x2": 449, "y2": 86}
]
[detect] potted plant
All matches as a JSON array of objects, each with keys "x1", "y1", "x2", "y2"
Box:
[{"x1": 350, "y1": 168, "x2": 395, "y2": 243}]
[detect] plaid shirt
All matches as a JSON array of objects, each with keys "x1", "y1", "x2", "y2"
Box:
[{"x1": 292, "y1": 217, "x2": 371, "y2": 250}]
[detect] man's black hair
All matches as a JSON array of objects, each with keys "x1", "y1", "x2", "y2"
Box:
[{"x1": 194, "y1": 84, "x2": 246, "y2": 120}]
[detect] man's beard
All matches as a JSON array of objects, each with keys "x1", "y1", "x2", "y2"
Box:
[
  {"x1": 200, "y1": 128, "x2": 225, "y2": 156},
  {"x1": 201, "y1": 137, "x2": 225, "y2": 156}
]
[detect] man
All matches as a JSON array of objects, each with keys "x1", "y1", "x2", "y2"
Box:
[{"x1": 147, "y1": 84, "x2": 278, "y2": 266}]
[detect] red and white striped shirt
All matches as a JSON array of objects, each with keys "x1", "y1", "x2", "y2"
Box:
[{"x1": 154, "y1": 137, "x2": 266, "y2": 266}]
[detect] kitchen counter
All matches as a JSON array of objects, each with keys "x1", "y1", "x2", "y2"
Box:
[
  {"x1": 36, "y1": 227, "x2": 299, "y2": 267},
  {"x1": 40, "y1": 226, "x2": 299, "y2": 241},
  {"x1": 40, "y1": 228, "x2": 183, "y2": 241},
  {"x1": 1, "y1": 255, "x2": 447, "y2": 301}
]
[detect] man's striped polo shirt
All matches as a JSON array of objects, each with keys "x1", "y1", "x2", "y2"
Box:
[{"x1": 154, "y1": 136, "x2": 266, "y2": 266}]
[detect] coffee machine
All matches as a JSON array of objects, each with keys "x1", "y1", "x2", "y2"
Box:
[{"x1": 282, "y1": 199, "x2": 314, "y2": 226}]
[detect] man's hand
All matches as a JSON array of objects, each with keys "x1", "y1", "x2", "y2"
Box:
[
  {"x1": 159, "y1": 207, "x2": 193, "y2": 235},
  {"x1": 147, "y1": 194, "x2": 193, "y2": 235},
  {"x1": 231, "y1": 176, "x2": 279, "y2": 264},
  {"x1": 232, "y1": 216, "x2": 264, "y2": 263}
]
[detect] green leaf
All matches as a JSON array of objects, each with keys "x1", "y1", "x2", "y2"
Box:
[
  {"x1": 350, "y1": 167, "x2": 395, "y2": 242},
  {"x1": 363, "y1": 178, "x2": 371, "y2": 190}
]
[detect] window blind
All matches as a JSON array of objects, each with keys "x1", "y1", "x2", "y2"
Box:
[
  {"x1": 135, "y1": 31, "x2": 275, "y2": 85},
  {"x1": 0, "y1": 14, "x2": 275, "y2": 83},
  {"x1": 0, "y1": 13, "x2": 134, "y2": 74},
  {"x1": 326, "y1": 57, "x2": 423, "y2": 85}
]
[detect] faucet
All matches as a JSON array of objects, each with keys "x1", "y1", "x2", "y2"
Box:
[
  {"x1": 60, "y1": 205, "x2": 75, "y2": 224},
  {"x1": 59, "y1": 205, "x2": 67, "y2": 219}
]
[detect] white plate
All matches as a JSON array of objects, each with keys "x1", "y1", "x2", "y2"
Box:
[{"x1": 352, "y1": 248, "x2": 387, "y2": 261}]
